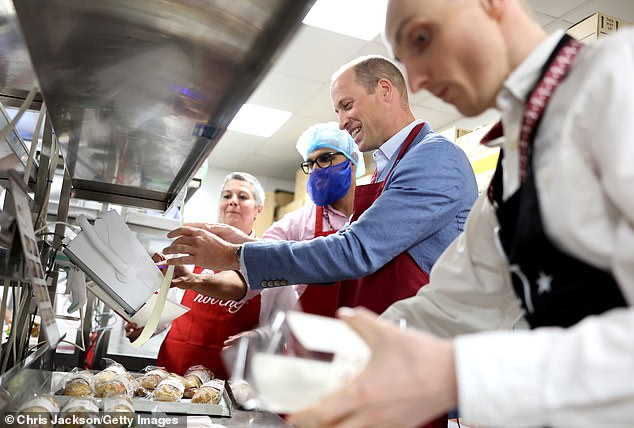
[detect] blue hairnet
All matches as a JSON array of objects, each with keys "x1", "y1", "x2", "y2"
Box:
[{"x1": 296, "y1": 122, "x2": 366, "y2": 178}]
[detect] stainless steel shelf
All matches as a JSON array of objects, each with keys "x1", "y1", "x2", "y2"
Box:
[{"x1": 5, "y1": 0, "x2": 314, "y2": 210}]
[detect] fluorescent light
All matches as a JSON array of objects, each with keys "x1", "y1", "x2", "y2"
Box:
[
  {"x1": 228, "y1": 104, "x2": 292, "y2": 137},
  {"x1": 302, "y1": 0, "x2": 388, "y2": 41}
]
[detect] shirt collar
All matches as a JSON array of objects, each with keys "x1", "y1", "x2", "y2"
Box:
[
  {"x1": 372, "y1": 119, "x2": 424, "y2": 175},
  {"x1": 498, "y1": 30, "x2": 564, "y2": 106}
]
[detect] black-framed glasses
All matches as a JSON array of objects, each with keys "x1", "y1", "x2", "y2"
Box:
[{"x1": 300, "y1": 152, "x2": 344, "y2": 174}]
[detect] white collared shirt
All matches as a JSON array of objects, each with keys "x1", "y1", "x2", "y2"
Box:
[
  {"x1": 384, "y1": 28, "x2": 634, "y2": 427},
  {"x1": 372, "y1": 119, "x2": 425, "y2": 181}
]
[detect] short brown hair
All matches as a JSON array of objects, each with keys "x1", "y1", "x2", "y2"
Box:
[{"x1": 333, "y1": 55, "x2": 409, "y2": 104}]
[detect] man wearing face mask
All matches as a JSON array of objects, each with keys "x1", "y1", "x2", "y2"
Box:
[
  {"x1": 224, "y1": 123, "x2": 365, "y2": 350},
  {"x1": 164, "y1": 56, "x2": 478, "y2": 321},
  {"x1": 263, "y1": 122, "x2": 365, "y2": 317}
]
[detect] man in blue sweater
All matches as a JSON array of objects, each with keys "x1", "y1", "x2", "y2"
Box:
[{"x1": 163, "y1": 55, "x2": 477, "y2": 317}]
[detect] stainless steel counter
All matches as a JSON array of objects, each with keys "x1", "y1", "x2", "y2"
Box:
[{"x1": 213, "y1": 408, "x2": 293, "y2": 428}]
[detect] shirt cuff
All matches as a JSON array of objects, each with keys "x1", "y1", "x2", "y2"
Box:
[
  {"x1": 454, "y1": 329, "x2": 548, "y2": 426},
  {"x1": 239, "y1": 242, "x2": 258, "y2": 290}
]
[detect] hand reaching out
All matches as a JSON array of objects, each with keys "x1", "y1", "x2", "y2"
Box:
[
  {"x1": 163, "y1": 226, "x2": 240, "y2": 271},
  {"x1": 287, "y1": 307, "x2": 458, "y2": 428},
  {"x1": 184, "y1": 222, "x2": 257, "y2": 245}
]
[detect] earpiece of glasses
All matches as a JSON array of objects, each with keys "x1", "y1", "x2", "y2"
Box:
[{"x1": 300, "y1": 152, "x2": 344, "y2": 174}]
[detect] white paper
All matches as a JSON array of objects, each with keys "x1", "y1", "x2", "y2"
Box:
[
  {"x1": 65, "y1": 210, "x2": 164, "y2": 315},
  {"x1": 252, "y1": 354, "x2": 342, "y2": 413},
  {"x1": 251, "y1": 311, "x2": 370, "y2": 413},
  {"x1": 130, "y1": 293, "x2": 189, "y2": 327},
  {"x1": 286, "y1": 311, "x2": 369, "y2": 355}
]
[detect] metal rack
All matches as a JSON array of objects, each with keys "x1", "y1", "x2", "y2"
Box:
[{"x1": 0, "y1": 0, "x2": 315, "y2": 402}]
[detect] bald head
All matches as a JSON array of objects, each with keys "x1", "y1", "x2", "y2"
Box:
[{"x1": 385, "y1": 0, "x2": 546, "y2": 116}]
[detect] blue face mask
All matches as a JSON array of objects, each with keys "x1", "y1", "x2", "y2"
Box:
[{"x1": 306, "y1": 160, "x2": 352, "y2": 207}]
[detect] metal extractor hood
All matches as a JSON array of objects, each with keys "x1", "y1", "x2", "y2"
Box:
[{"x1": 8, "y1": 0, "x2": 315, "y2": 209}]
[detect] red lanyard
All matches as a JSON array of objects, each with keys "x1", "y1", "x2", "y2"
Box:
[
  {"x1": 484, "y1": 35, "x2": 583, "y2": 203},
  {"x1": 517, "y1": 36, "x2": 583, "y2": 182}
]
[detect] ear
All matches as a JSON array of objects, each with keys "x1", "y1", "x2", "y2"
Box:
[
  {"x1": 377, "y1": 78, "x2": 394, "y2": 102},
  {"x1": 254, "y1": 204, "x2": 264, "y2": 220}
]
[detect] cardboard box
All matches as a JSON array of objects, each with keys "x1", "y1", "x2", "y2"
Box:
[
  {"x1": 274, "y1": 190, "x2": 294, "y2": 208},
  {"x1": 567, "y1": 12, "x2": 632, "y2": 43},
  {"x1": 276, "y1": 197, "x2": 308, "y2": 221},
  {"x1": 294, "y1": 167, "x2": 309, "y2": 203},
  {"x1": 253, "y1": 191, "x2": 276, "y2": 236},
  {"x1": 438, "y1": 126, "x2": 472, "y2": 143},
  {"x1": 453, "y1": 122, "x2": 501, "y2": 193}
]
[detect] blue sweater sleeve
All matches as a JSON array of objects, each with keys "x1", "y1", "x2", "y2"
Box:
[{"x1": 244, "y1": 136, "x2": 477, "y2": 289}]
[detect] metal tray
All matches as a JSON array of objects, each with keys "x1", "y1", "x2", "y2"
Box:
[{"x1": 51, "y1": 371, "x2": 231, "y2": 417}]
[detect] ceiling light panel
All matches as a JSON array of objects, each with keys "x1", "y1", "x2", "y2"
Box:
[
  {"x1": 228, "y1": 104, "x2": 292, "y2": 137},
  {"x1": 302, "y1": 0, "x2": 388, "y2": 41}
]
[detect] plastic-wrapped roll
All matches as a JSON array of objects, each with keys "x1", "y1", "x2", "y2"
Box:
[
  {"x1": 138, "y1": 368, "x2": 170, "y2": 390},
  {"x1": 229, "y1": 379, "x2": 257, "y2": 406},
  {"x1": 94, "y1": 374, "x2": 135, "y2": 398},
  {"x1": 153, "y1": 375, "x2": 186, "y2": 402},
  {"x1": 103, "y1": 396, "x2": 135, "y2": 428},
  {"x1": 19, "y1": 395, "x2": 59, "y2": 428},
  {"x1": 63, "y1": 371, "x2": 94, "y2": 397},
  {"x1": 183, "y1": 386, "x2": 198, "y2": 399},
  {"x1": 183, "y1": 365, "x2": 214, "y2": 389},
  {"x1": 93, "y1": 360, "x2": 128, "y2": 392},
  {"x1": 104, "y1": 395, "x2": 134, "y2": 412},
  {"x1": 60, "y1": 396, "x2": 100, "y2": 413},
  {"x1": 191, "y1": 379, "x2": 225, "y2": 404}
]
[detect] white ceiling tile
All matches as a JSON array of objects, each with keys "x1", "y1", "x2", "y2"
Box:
[
  {"x1": 256, "y1": 115, "x2": 322, "y2": 157},
  {"x1": 543, "y1": 18, "x2": 576, "y2": 33},
  {"x1": 241, "y1": 153, "x2": 298, "y2": 181},
  {"x1": 270, "y1": 114, "x2": 325, "y2": 143},
  {"x1": 529, "y1": 0, "x2": 590, "y2": 19},
  {"x1": 207, "y1": 147, "x2": 255, "y2": 171},
  {"x1": 596, "y1": 0, "x2": 634, "y2": 21},
  {"x1": 272, "y1": 25, "x2": 369, "y2": 82},
  {"x1": 256, "y1": 139, "x2": 301, "y2": 165},
  {"x1": 214, "y1": 130, "x2": 266, "y2": 154},
  {"x1": 534, "y1": 11, "x2": 557, "y2": 27},
  {"x1": 411, "y1": 106, "x2": 461, "y2": 131},
  {"x1": 295, "y1": 83, "x2": 338, "y2": 122},
  {"x1": 557, "y1": 0, "x2": 634, "y2": 25},
  {"x1": 356, "y1": 40, "x2": 390, "y2": 58},
  {"x1": 247, "y1": 71, "x2": 322, "y2": 112},
  {"x1": 414, "y1": 93, "x2": 460, "y2": 114}
]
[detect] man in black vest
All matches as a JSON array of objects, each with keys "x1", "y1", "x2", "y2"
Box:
[{"x1": 288, "y1": 0, "x2": 634, "y2": 427}]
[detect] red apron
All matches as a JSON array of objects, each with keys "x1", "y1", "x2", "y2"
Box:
[
  {"x1": 337, "y1": 122, "x2": 430, "y2": 315},
  {"x1": 339, "y1": 123, "x2": 443, "y2": 428},
  {"x1": 297, "y1": 205, "x2": 341, "y2": 317},
  {"x1": 157, "y1": 266, "x2": 261, "y2": 379}
]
